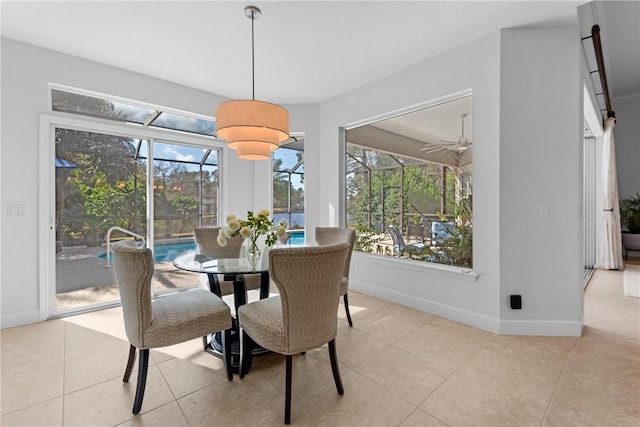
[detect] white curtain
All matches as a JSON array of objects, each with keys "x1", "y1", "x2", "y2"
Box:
[{"x1": 596, "y1": 117, "x2": 624, "y2": 270}]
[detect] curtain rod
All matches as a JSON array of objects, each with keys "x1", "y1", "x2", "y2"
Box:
[{"x1": 590, "y1": 24, "x2": 616, "y2": 120}]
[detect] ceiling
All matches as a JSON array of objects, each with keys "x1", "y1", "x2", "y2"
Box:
[
  {"x1": 353, "y1": 95, "x2": 474, "y2": 167},
  {"x1": 2, "y1": 0, "x2": 591, "y2": 105},
  {"x1": 2, "y1": 1, "x2": 637, "y2": 150},
  {"x1": 594, "y1": 1, "x2": 640, "y2": 100}
]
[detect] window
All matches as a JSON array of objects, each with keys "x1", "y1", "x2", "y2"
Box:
[
  {"x1": 51, "y1": 88, "x2": 216, "y2": 137},
  {"x1": 345, "y1": 95, "x2": 473, "y2": 268},
  {"x1": 273, "y1": 141, "x2": 304, "y2": 230},
  {"x1": 51, "y1": 87, "x2": 222, "y2": 314}
]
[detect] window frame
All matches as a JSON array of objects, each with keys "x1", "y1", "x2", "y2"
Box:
[
  {"x1": 40, "y1": 91, "x2": 228, "y2": 319},
  {"x1": 341, "y1": 90, "x2": 474, "y2": 272}
]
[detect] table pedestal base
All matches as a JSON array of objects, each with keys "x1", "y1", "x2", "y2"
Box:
[
  {"x1": 205, "y1": 271, "x2": 271, "y2": 374},
  {"x1": 204, "y1": 329, "x2": 270, "y2": 373}
]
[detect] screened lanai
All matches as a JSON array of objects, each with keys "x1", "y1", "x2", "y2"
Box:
[{"x1": 345, "y1": 94, "x2": 473, "y2": 269}]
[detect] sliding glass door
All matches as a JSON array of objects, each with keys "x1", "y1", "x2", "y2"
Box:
[{"x1": 54, "y1": 127, "x2": 219, "y2": 314}]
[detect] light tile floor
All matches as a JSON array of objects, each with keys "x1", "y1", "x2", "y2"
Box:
[{"x1": 2, "y1": 267, "x2": 639, "y2": 426}]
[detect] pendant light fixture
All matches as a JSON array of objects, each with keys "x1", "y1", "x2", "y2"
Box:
[{"x1": 215, "y1": 5, "x2": 290, "y2": 160}]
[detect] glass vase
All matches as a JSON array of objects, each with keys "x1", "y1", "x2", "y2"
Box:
[{"x1": 247, "y1": 240, "x2": 261, "y2": 270}]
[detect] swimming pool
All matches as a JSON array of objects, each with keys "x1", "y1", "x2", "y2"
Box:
[
  {"x1": 288, "y1": 230, "x2": 304, "y2": 245},
  {"x1": 99, "y1": 241, "x2": 197, "y2": 263},
  {"x1": 101, "y1": 230, "x2": 305, "y2": 263},
  {"x1": 152, "y1": 242, "x2": 198, "y2": 262}
]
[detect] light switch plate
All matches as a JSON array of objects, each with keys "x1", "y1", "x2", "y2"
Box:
[
  {"x1": 539, "y1": 204, "x2": 549, "y2": 218},
  {"x1": 7, "y1": 204, "x2": 26, "y2": 217}
]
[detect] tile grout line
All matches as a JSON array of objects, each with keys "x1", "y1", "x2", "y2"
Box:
[
  {"x1": 538, "y1": 337, "x2": 578, "y2": 426},
  {"x1": 394, "y1": 335, "x2": 491, "y2": 423}
]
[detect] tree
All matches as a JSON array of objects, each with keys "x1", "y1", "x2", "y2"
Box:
[{"x1": 56, "y1": 127, "x2": 142, "y2": 246}]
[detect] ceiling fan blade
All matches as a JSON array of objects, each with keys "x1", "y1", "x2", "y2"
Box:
[
  {"x1": 422, "y1": 144, "x2": 451, "y2": 153},
  {"x1": 421, "y1": 145, "x2": 444, "y2": 153}
]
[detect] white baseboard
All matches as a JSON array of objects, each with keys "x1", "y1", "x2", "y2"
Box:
[
  {"x1": 350, "y1": 279, "x2": 583, "y2": 337},
  {"x1": 499, "y1": 319, "x2": 583, "y2": 337},
  {"x1": 351, "y1": 279, "x2": 501, "y2": 334},
  {"x1": 1, "y1": 309, "x2": 43, "y2": 329}
]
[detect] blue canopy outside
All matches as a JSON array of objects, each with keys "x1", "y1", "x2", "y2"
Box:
[{"x1": 55, "y1": 157, "x2": 77, "y2": 168}]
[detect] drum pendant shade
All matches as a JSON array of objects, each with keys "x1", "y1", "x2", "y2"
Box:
[
  {"x1": 214, "y1": 6, "x2": 290, "y2": 160},
  {"x1": 216, "y1": 99, "x2": 289, "y2": 160}
]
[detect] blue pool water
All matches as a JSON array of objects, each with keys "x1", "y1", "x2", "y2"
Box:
[
  {"x1": 288, "y1": 230, "x2": 304, "y2": 245},
  {"x1": 99, "y1": 242, "x2": 197, "y2": 263},
  {"x1": 101, "y1": 230, "x2": 305, "y2": 263},
  {"x1": 153, "y1": 242, "x2": 198, "y2": 262}
]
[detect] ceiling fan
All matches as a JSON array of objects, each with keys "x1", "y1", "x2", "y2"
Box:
[{"x1": 421, "y1": 113, "x2": 472, "y2": 154}]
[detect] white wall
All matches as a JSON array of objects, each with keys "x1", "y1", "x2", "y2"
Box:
[
  {"x1": 319, "y1": 32, "x2": 504, "y2": 332},
  {"x1": 317, "y1": 27, "x2": 583, "y2": 336},
  {"x1": 614, "y1": 97, "x2": 640, "y2": 199},
  {"x1": 499, "y1": 27, "x2": 583, "y2": 334},
  {"x1": 0, "y1": 38, "x2": 317, "y2": 327},
  {"x1": 2, "y1": 26, "x2": 585, "y2": 336}
]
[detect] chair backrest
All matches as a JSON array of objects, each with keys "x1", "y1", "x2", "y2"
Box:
[
  {"x1": 194, "y1": 226, "x2": 244, "y2": 258},
  {"x1": 388, "y1": 225, "x2": 406, "y2": 251},
  {"x1": 111, "y1": 240, "x2": 154, "y2": 348},
  {"x1": 269, "y1": 242, "x2": 350, "y2": 353},
  {"x1": 431, "y1": 221, "x2": 455, "y2": 240},
  {"x1": 315, "y1": 227, "x2": 356, "y2": 279},
  {"x1": 277, "y1": 232, "x2": 291, "y2": 245}
]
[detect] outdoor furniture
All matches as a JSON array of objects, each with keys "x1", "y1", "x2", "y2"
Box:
[
  {"x1": 407, "y1": 218, "x2": 433, "y2": 244},
  {"x1": 111, "y1": 241, "x2": 233, "y2": 414},
  {"x1": 237, "y1": 242, "x2": 350, "y2": 424},
  {"x1": 389, "y1": 225, "x2": 427, "y2": 257},
  {"x1": 431, "y1": 221, "x2": 456, "y2": 246},
  {"x1": 315, "y1": 227, "x2": 356, "y2": 327}
]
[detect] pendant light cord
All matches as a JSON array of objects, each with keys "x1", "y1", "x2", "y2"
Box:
[{"x1": 251, "y1": 9, "x2": 255, "y2": 101}]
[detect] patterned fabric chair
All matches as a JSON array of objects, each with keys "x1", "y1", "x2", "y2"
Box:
[
  {"x1": 111, "y1": 241, "x2": 233, "y2": 414},
  {"x1": 193, "y1": 226, "x2": 261, "y2": 296},
  {"x1": 315, "y1": 227, "x2": 356, "y2": 326},
  {"x1": 237, "y1": 242, "x2": 350, "y2": 424},
  {"x1": 277, "y1": 231, "x2": 291, "y2": 245}
]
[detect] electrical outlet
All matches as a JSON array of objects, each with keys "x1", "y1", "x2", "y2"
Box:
[{"x1": 510, "y1": 294, "x2": 522, "y2": 309}]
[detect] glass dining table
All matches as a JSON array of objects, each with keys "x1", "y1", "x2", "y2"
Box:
[{"x1": 173, "y1": 248, "x2": 272, "y2": 372}]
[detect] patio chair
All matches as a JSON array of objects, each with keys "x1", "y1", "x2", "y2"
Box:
[
  {"x1": 237, "y1": 242, "x2": 350, "y2": 424},
  {"x1": 111, "y1": 241, "x2": 233, "y2": 414},
  {"x1": 315, "y1": 227, "x2": 356, "y2": 326},
  {"x1": 388, "y1": 225, "x2": 427, "y2": 257},
  {"x1": 407, "y1": 222, "x2": 427, "y2": 243},
  {"x1": 430, "y1": 221, "x2": 456, "y2": 246}
]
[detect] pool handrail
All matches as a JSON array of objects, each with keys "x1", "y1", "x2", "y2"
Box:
[{"x1": 104, "y1": 226, "x2": 146, "y2": 267}]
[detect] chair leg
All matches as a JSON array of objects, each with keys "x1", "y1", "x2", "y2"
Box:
[
  {"x1": 202, "y1": 334, "x2": 209, "y2": 351},
  {"x1": 328, "y1": 339, "x2": 344, "y2": 395},
  {"x1": 343, "y1": 293, "x2": 353, "y2": 327},
  {"x1": 123, "y1": 344, "x2": 136, "y2": 382},
  {"x1": 132, "y1": 349, "x2": 149, "y2": 414},
  {"x1": 239, "y1": 328, "x2": 253, "y2": 379},
  {"x1": 285, "y1": 354, "x2": 292, "y2": 425},
  {"x1": 221, "y1": 329, "x2": 233, "y2": 381}
]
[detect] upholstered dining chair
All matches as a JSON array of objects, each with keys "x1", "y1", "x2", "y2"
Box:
[
  {"x1": 193, "y1": 226, "x2": 262, "y2": 296},
  {"x1": 111, "y1": 240, "x2": 233, "y2": 414},
  {"x1": 237, "y1": 242, "x2": 350, "y2": 424},
  {"x1": 315, "y1": 227, "x2": 356, "y2": 326}
]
